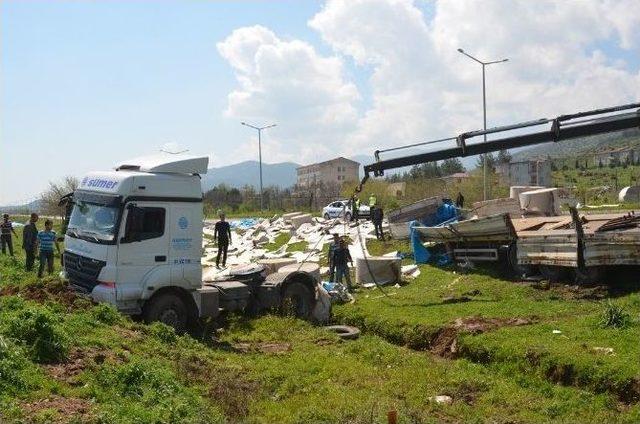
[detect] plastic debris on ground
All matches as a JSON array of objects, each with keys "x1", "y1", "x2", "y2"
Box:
[{"x1": 321, "y1": 281, "x2": 353, "y2": 303}]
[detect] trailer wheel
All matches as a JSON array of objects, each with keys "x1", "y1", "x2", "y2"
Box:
[
  {"x1": 503, "y1": 243, "x2": 536, "y2": 279},
  {"x1": 281, "y1": 281, "x2": 314, "y2": 320},
  {"x1": 574, "y1": 266, "x2": 605, "y2": 285},
  {"x1": 143, "y1": 292, "x2": 188, "y2": 334},
  {"x1": 539, "y1": 265, "x2": 570, "y2": 283}
]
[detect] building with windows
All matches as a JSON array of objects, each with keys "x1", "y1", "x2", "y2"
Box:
[
  {"x1": 296, "y1": 157, "x2": 360, "y2": 188},
  {"x1": 496, "y1": 160, "x2": 551, "y2": 187}
]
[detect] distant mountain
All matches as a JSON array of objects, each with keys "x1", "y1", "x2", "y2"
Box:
[
  {"x1": 202, "y1": 161, "x2": 300, "y2": 191},
  {"x1": 0, "y1": 199, "x2": 41, "y2": 214},
  {"x1": 512, "y1": 128, "x2": 640, "y2": 162}
]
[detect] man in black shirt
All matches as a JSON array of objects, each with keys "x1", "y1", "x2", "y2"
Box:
[
  {"x1": 332, "y1": 238, "x2": 353, "y2": 291},
  {"x1": 371, "y1": 206, "x2": 384, "y2": 241},
  {"x1": 214, "y1": 212, "x2": 232, "y2": 268},
  {"x1": 22, "y1": 213, "x2": 39, "y2": 271},
  {"x1": 1, "y1": 213, "x2": 17, "y2": 256}
]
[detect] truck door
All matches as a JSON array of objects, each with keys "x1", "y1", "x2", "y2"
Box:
[{"x1": 116, "y1": 202, "x2": 170, "y2": 301}]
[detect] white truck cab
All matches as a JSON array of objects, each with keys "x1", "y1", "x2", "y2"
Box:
[{"x1": 62, "y1": 153, "x2": 319, "y2": 331}]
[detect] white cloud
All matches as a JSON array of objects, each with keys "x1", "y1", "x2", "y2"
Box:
[
  {"x1": 219, "y1": 1, "x2": 640, "y2": 167},
  {"x1": 216, "y1": 25, "x2": 360, "y2": 165}
]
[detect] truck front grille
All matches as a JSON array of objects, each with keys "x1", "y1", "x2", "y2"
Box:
[{"x1": 64, "y1": 251, "x2": 106, "y2": 293}]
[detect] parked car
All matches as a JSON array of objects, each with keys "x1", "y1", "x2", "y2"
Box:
[{"x1": 322, "y1": 200, "x2": 370, "y2": 221}]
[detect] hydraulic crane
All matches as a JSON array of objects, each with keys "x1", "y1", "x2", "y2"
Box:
[{"x1": 361, "y1": 102, "x2": 640, "y2": 182}]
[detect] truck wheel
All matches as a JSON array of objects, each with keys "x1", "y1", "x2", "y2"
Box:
[
  {"x1": 539, "y1": 265, "x2": 569, "y2": 283},
  {"x1": 143, "y1": 293, "x2": 188, "y2": 334},
  {"x1": 281, "y1": 282, "x2": 314, "y2": 320}
]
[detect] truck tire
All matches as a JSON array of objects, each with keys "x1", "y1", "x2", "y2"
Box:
[
  {"x1": 539, "y1": 265, "x2": 570, "y2": 283},
  {"x1": 143, "y1": 293, "x2": 188, "y2": 334},
  {"x1": 281, "y1": 281, "x2": 314, "y2": 320},
  {"x1": 324, "y1": 325, "x2": 360, "y2": 340}
]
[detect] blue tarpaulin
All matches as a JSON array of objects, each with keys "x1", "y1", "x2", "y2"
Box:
[{"x1": 409, "y1": 200, "x2": 459, "y2": 265}]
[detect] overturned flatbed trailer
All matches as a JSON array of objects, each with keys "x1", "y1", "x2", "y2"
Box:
[{"x1": 412, "y1": 211, "x2": 640, "y2": 283}]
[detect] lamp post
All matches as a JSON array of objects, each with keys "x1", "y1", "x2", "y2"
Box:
[
  {"x1": 241, "y1": 122, "x2": 276, "y2": 210},
  {"x1": 457, "y1": 48, "x2": 508, "y2": 200}
]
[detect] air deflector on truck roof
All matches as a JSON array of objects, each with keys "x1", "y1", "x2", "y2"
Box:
[{"x1": 115, "y1": 152, "x2": 209, "y2": 175}]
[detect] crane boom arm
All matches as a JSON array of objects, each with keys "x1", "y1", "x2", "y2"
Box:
[{"x1": 363, "y1": 103, "x2": 640, "y2": 177}]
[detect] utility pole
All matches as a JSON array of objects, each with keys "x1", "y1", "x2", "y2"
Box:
[
  {"x1": 241, "y1": 122, "x2": 276, "y2": 210},
  {"x1": 458, "y1": 48, "x2": 508, "y2": 200}
]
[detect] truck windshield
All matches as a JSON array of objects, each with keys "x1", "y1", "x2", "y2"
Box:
[{"x1": 67, "y1": 201, "x2": 120, "y2": 242}]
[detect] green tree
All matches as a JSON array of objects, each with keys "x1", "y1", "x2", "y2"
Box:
[{"x1": 440, "y1": 158, "x2": 465, "y2": 175}]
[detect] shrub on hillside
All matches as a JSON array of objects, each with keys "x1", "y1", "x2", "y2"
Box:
[
  {"x1": 91, "y1": 303, "x2": 123, "y2": 325},
  {"x1": 7, "y1": 307, "x2": 69, "y2": 363},
  {"x1": 599, "y1": 301, "x2": 631, "y2": 329},
  {"x1": 0, "y1": 335, "x2": 31, "y2": 393}
]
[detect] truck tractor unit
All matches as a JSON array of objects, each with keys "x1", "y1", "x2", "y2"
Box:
[{"x1": 60, "y1": 154, "x2": 318, "y2": 332}]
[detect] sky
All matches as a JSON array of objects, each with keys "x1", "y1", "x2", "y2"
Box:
[{"x1": 1, "y1": 0, "x2": 639, "y2": 205}]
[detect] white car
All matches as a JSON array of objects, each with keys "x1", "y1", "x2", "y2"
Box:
[{"x1": 322, "y1": 200, "x2": 370, "y2": 221}]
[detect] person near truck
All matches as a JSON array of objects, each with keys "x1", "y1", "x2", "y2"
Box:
[
  {"x1": 328, "y1": 233, "x2": 340, "y2": 281},
  {"x1": 37, "y1": 219, "x2": 60, "y2": 278},
  {"x1": 372, "y1": 205, "x2": 384, "y2": 241},
  {"x1": 214, "y1": 212, "x2": 232, "y2": 268},
  {"x1": 368, "y1": 193, "x2": 377, "y2": 207},
  {"x1": 332, "y1": 238, "x2": 353, "y2": 292},
  {"x1": 1, "y1": 213, "x2": 18, "y2": 256},
  {"x1": 22, "y1": 213, "x2": 39, "y2": 271}
]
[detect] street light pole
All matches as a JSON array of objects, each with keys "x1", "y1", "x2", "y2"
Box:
[
  {"x1": 241, "y1": 122, "x2": 277, "y2": 210},
  {"x1": 458, "y1": 48, "x2": 508, "y2": 201}
]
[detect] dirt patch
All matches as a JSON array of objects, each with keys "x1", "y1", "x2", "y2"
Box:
[
  {"x1": 619, "y1": 377, "x2": 640, "y2": 404},
  {"x1": 430, "y1": 316, "x2": 536, "y2": 358},
  {"x1": 44, "y1": 346, "x2": 122, "y2": 384},
  {"x1": 176, "y1": 352, "x2": 261, "y2": 420},
  {"x1": 21, "y1": 396, "x2": 94, "y2": 423},
  {"x1": 233, "y1": 342, "x2": 292, "y2": 354},
  {"x1": 0, "y1": 281, "x2": 87, "y2": 310},
  {"x1": 531, "y1": 281, "x2": 609, "y2": 300},
  {"x1": 453, "y1": 316, "x2": 536, "y2": 334}
]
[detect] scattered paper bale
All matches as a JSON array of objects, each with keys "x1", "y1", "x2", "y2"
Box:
[
  {"x1": 279, "y1": 263, "x2": 321, "y2": 281},
  {"x1": 509, "y1": 186, "x2": 544, "y2": 202},
  {"x1": 472, "y1": 197, "x2": 522, "y2": 218},
  {"x1": 355, "y1": 256, "x2": 401, "y2": 286},
  {"x1": 257, "y1": 258, "x2": 297, "y2": 275},
  {"x1": 619, "y1": 186, "x2": 640, "y2": 203},
  {"x1": 290, "y1": 213, "x2": 313, "y2": 229},
  {"x1": 519, "y1": 188, "x2": 562, "y2": 216}
]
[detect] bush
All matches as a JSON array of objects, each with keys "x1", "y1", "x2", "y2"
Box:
[
  {"x1": 148, "y1": 322, "x2": 178, "y2": 344},
  {"x1": 91, "y1": 303, "x2": 123, "y2": 325},
  {"x1": 599, "y1": 301, "x2": 631, "y2": 329},
  {"x1": 6, "y1": 307, "x2": 69, "y2": 363},
  {"x1": 0, "y1": 336, "x2": 30, "y2": 393}
]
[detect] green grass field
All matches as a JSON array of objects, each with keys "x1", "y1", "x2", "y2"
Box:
[{"x1": 1, "y1": 225, "x2": 640, "y2": 422}]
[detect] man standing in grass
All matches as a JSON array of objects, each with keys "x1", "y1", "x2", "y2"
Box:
[
  {"x1": 37, "y1": 219, "x2": 60, "y2": 278},
  {"x1": 1, "y1": 213, "x2": 18, "y2": 256},
  {"x1": 332, "y1": 238, "x2": 354, "y2": 292},
  {"x1": 214, "y1": 212, "x2": 232, "y2": 269},
  {"x1": 22, "y1": 213, "x2": 39, "y2": 271},
  {"x1": 328, "y1": 233, "x2": 340, "y2": 282}
]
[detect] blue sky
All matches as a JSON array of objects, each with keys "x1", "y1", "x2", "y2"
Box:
[{"x1": 2, "y1": 0, "x2": 638, "y2": 205}]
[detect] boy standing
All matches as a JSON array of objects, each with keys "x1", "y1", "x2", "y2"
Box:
[
  {"x1": 332, "y1": 238, "x2": 354, "y2": 292},
  {"x1": 1, "y1": 213, "x2": 18, "y2": 256},
  {"x1": 37, "y1": 219, "x2": 60, "y2": 278},
  {"x1": 22, "y1": 213, "x2": 39, "y2": 270},
  {"x1": 214, "y1": 212, "x2": 232, "y2": 268}
]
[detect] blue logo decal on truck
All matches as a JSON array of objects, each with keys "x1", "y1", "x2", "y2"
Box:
[
  {"x1": 82, "y1": 177, "x2": 118, "y2": 190},
  {"x1": 178, "y1": 216, "x2": 188, "y2": 229}
]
